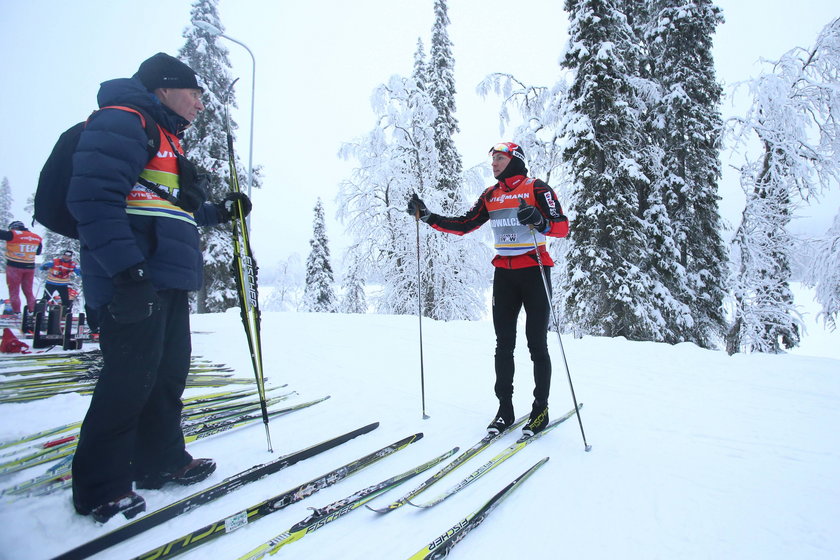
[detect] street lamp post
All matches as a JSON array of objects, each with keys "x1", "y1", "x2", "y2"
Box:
[{"x1": 193, "y1": 20, "x2": 255, "y2": 228}]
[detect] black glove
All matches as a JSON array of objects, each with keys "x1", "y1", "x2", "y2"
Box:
[
  {"x1": 406, "y1": 193, "x2": 430, "y2": 222},
  {"x1": 108, "y1": 263, "x2": 159, "y2": 324},
  {"x1": 517, "y1": 199, "x2": 547, "y2": 231},
  {"x1": 217, "y1": 192, "x2": 253, "y2": 223}
]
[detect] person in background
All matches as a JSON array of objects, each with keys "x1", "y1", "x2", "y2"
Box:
[
  {"x1": 39, "y1": 249, "x2": 81, "y2": 314},
  {"x1": 67, "y1": 52, "x2": 252, "y2": 523},
  {"x1": 407, "y1": 142, "x2": 569, "y2": 438},
  {"x1": 1, "y1": 221, "x2": 43, "y2": 316}
]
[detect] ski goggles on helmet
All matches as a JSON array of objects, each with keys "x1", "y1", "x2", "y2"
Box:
[{"x1": 489, "y1": 142, "x2": 525, "y2": 161}]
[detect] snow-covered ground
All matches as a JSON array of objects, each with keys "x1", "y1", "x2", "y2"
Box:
[{"x1": 0, "y1": 283, "x2": 838, "y2": 559}]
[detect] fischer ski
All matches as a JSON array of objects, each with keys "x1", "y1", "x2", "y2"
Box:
[
  {"x1": 1, "y1": 396, "x2": 330, "y2": 491},
  {"x1": 0, "y1": 397, "x2": 329, "y2": 477},
  {"x1": 366, "y1": 414, "x2": 528, "y2": 514},
  {"x1": 50, "y1": 422, "x2": 379, "y2": 560},
  {"x1": 406, "y1": 457, "x2": 549, "y2": 560},
  {"x1": 222, "y1": 78, "x2": 271, "y2": 453},
  {"x1": 407, "y1": 404, "x2": 582, "y2": 509},
  {"x1": 182, "y1": 396, "x2": 329, "y2": 444},
  {"x1": 131, "y1": 431, "x2": 425, "y2": 560},
  {"x1": 237, "y1": 447, "x2": 460, "y2": 560}
]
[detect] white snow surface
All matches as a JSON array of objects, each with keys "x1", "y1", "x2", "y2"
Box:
[{"x1": 0, "y1": 284, "x2": 838, "y2": 560}]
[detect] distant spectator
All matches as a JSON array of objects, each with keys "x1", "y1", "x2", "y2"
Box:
[
  {"x1": 40, "y1": 250, "x2": 81, "y2": 313},
  {"x1": 1, "y1": 221, "x2": 43, "y2": 314}
]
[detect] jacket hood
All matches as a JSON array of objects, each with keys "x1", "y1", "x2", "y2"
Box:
[{"x1": 97, "y1": 77, "x2": 190, "y2": 135}]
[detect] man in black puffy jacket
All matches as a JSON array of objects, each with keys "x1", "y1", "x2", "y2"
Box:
[{"x1": 67, "y1": 53, "x2": 252, "y2": 523}]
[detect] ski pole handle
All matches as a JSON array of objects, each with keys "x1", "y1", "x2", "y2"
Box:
[{"x1": 518, "y1": 197, "x2": 534, "y2": 231}]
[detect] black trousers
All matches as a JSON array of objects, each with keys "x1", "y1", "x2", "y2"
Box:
[
  {"x1": 492, "y1": 266, "x2": 552, "y2": 409},
  {"x1": 42, "y1": 283, "x2": 72, "y2": 313},
  {"x1": 72, "y1": 290, "x2": 193, "y2": 509}
]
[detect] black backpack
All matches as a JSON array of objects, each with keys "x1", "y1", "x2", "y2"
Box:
[{"x1": 34, "y1": 105, "x2": 161, "y2": 239}]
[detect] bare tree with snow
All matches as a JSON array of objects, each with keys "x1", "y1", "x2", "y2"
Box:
[{"x1": 726, "y1": 18, "x2": 840, "y2": 353}]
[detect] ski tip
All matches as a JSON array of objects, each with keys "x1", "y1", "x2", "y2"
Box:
[{"x1": 365, "y1": 503, "x2": 393, "y2": 514}]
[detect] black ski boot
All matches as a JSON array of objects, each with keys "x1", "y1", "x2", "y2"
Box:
[
  {"x1": 486, "y1": 401, "x2": 514, "y2": 435},
  {"x1": 522, "y1": 402, "x2": 549, "y2": 438},
  {"x1": 136, "y1": 458, "x2": 217, "y2": 490},
  {"x1": 76, "y1": 491, "x2": 146, "y2": 523}
]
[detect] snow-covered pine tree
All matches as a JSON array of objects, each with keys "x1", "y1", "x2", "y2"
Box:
[
  {"x1": 428, "y1": 0, "x2": 463, "y2": 215},
  {"x1": 338, "y1": 75, "x2": 488, "y2": 320},
  {"x1": 611, "y1": 0, "x2": 693, "y2": 345},
  {"x1": 40, "y1": 232, "x2": 79, "y2": 267},
  {"x1": 644, "y1": 0, "x2": 727, "y2": 348},
  {"x1": 727, "y1": 18, "x2": 840, "y2": 353},
  {"x1": 339, "y1": 250, "x2": 367, "y2": 314},
  {"x1": 179, "y1": 0, "x2": 259, "y2": 313},
  {"x1": 561, "y1": 0, "x2": 675, "y2": 341},
  {"x1": 0, "y1": 177, "x2": 13, "y2": 273},
  {"x1": 413, "y1": 38, "x2": 427, "y2": 91},
  {"x1": 302, "y1": 198, "x2": 336, "y2": 313},
  {"x1": 421, "y1": 0, "x2": 491, "y2": 318}
]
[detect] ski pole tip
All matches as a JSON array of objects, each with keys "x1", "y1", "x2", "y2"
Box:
[
  {"x1": 584, "y1": 444, "x2": 593, "y2": 452},
  {"x1": 422, "y1": 413, "x2": 430, "y2": 420}
]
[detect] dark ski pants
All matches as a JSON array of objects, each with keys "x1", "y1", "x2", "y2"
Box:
[
  {"x1": 72, "y1": 290, "x2": 193, "y2": 510},
  {"x1": 42, "y1": 283, "x2": 72, "y2": 314},
  {"x1": 492, "y1": 266, "x2": 552, "y2": 410}
]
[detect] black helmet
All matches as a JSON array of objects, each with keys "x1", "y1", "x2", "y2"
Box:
[{"x1": 8, "y1": 221, "x2": 25, "y2": 231}]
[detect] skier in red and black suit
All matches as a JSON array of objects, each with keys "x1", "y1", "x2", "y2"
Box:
[
  {"x1": 407, "y1": 142, "x2": 569, "y2": 437},
  {"x1": 39, "y1": 250, "x2": 82, "y2": 314}
]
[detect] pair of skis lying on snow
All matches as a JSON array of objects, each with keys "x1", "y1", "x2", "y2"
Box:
[{"x1": 53, "y1": 404, "x2": 580, "y2": 560}]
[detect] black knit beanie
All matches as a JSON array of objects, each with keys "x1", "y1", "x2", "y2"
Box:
[{"x1": 134, "y1": 53, "x2": 204, "y2": 92}]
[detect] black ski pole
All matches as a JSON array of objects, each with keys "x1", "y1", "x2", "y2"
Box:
[
  {"x1": 414, "y1": 205, "x2": 430, "y2": 420},
  {"x1": 519, "y1": 198, "x2": 591, "y2": 451},
  {"x1": 223, "y1": 78, "x2": 273, "y2": 452}
]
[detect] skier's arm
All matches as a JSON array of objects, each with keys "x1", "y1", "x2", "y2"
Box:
[
  {"x1": 533, "y1": 180, "x2": 569, "y2": 238},
  {"x1": 425, "y1": 189, "x2": 492, "y2": 236}
]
